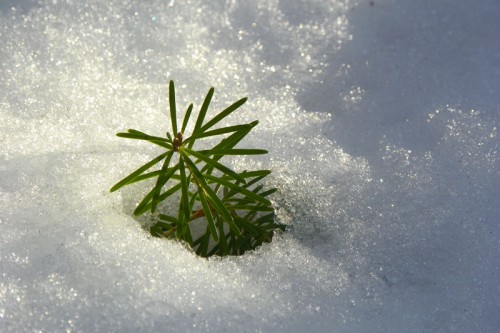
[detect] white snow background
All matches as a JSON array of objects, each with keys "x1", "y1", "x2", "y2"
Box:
[{"x1": 1, "y1": 0, "x2": 498, "y2": 332}]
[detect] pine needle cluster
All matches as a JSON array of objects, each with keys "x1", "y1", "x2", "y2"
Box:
[{"x1": 111, "y1": 81, "x2": 284, "y2": 257}]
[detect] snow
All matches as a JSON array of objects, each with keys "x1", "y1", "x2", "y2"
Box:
[{"x1": 1, "y1": 0, "x2": 498, "y2": 332}]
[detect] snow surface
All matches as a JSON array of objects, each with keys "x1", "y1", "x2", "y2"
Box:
[{"x1": 1, "y1": 0, "x2": 498, "y2": 332}]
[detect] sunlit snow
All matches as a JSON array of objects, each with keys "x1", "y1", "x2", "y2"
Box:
[{"x1": 1, "y1": 0, "x2": 498, "y2": 332}]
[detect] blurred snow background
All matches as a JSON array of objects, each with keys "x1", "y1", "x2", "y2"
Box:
[{"x1": 0, "y1": 0, "x2": 498, "y2": 332}]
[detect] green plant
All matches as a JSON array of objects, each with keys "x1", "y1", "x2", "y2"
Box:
[{"x1": 111, "y1": 81, "x2": 284, "y2": 257}]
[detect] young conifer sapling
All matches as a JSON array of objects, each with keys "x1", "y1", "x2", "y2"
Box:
[{"x1": 110, "y1": 81, "x2": 284, "y2": 257}]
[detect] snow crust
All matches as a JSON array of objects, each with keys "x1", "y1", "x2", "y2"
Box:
[{"x1": 1, "y1": 0, "x2": 498, "y2": 332}]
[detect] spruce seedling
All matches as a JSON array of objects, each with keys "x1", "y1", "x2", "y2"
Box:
[{"x1": 111, "y1": 81, "x2": 284, "y2": 257}]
